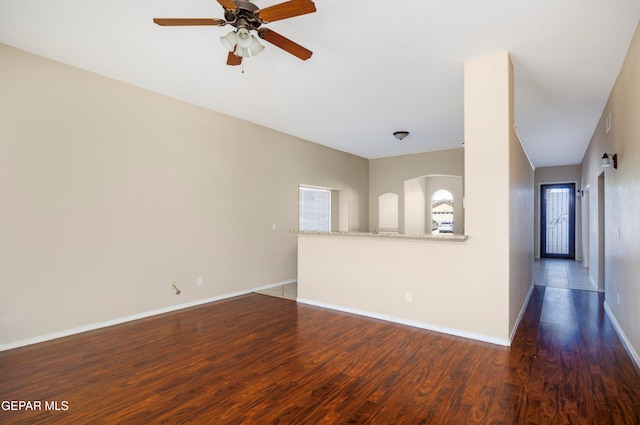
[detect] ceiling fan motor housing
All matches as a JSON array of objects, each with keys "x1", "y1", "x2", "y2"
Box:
[{"x1": 226, "y1": 1, "x2": 262, "y2": 30}]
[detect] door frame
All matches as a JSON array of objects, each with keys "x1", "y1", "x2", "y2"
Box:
[
  {"x1": 540, "y1": 183, "x2": 576, "y2": 259},
  {"x1": 597, "y1": 173, "x2": 605, "y2": 292}
]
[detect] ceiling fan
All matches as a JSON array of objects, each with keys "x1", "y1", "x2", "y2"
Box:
[{"x1": 154, "y1": 0, "x2": 316, "y2": 66}]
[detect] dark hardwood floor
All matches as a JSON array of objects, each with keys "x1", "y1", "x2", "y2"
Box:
[{"x1": 1, "y1": 286, "x2": 639, "y2": 424}]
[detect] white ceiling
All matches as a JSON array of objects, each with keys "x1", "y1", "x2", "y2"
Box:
[{"x1": 2, "y1": 0, "x2": 639, "y2": 167}]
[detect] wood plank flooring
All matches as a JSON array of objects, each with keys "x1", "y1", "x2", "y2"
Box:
[{"x1": 1, "y1": 286, "x2": 639, "y2": 424}]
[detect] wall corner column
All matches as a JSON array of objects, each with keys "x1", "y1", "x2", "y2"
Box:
[{"x1": 463, "y1": 51, "x2": 514, "y2": 339}]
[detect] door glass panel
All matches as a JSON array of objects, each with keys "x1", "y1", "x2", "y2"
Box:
[{"x1": 545, "y1": 187, "x2": 570, "y2": 255}]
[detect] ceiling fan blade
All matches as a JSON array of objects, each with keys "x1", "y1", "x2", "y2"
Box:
[
  {"x1": 217, "y1": 0, "x2": 237, "y2": 10},
  {"x1": 258, "y1": 28, "x2": 312, "y2": 60},
  {"x1": 227, "y1": 51, "x2": 243, "y2": 66},
  {"x1": 153, "y1": 18, "x2": 227, "y2": 26},
  {"x1": 257, "y1": 0, "x2": 316, "y2": 23}
]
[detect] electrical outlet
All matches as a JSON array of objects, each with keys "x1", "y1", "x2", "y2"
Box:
[
  {"x1": 405, "y1": 292, "x2": 412, "y2": 303},
  {"x1": 197, "y1": 277, "x2": 203, "y2": 286}
]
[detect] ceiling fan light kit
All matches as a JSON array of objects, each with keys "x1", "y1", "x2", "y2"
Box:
[
  {"x1": 220, "y1": 31, "x2": 237, "y2": 51},
  {"x1": 220, "y1": 28, "x2": 265, "y2": 57},
  {"x1": 154, "y1": 0, "x2": 316, "y2": 66}
]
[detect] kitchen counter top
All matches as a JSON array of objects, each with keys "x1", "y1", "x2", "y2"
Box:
[{"x1": 292, "y1": 230, "x2": 468, "y2": 242}]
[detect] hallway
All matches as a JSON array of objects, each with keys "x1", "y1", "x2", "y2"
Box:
[{"x1": 534, "y1": 258, "x2": 597, "y2": 291}]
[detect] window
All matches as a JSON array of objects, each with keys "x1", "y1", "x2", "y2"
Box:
[
  {"x1": 299, "y1": 186, "x2": 331, "y2": 231},
  {"x1": 431, "y1": 189, "x2": 454, "y2": 234}
]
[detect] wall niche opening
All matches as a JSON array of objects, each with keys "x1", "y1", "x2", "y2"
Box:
[{"x1": 378, "y1": 192, "x2": 399, "y2": 233}]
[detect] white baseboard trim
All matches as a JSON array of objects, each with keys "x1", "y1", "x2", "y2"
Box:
[
  {"x1": 509, "y1": 281, "x2": 536, "y2": 344},
  {"x1": 296, "y1": 298, "x2": 510, "y2": 347},
  {"x1": 604, "y1": 301, "x2": 640, "y2": 369},
  {"x1": 588, "y1": 273, "x2": 602, "y2": 293},
  {"x1": 0, "y1": 279, "x2": 296, "y2": 352}
]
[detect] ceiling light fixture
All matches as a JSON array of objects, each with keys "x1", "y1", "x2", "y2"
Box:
[
  {"x1": 220, "y1": 26, "x2": 264, "y2": 58},
  {"x1": 393, "y1": 131, "x2": 410, "y2": 141},
  {"x1": 600, "y1": 152, "x2": 617, "y2": 169}
]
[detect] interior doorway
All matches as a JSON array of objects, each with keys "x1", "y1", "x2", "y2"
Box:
[
  {"x1": 597, "y1": 173, "x2": 605, "y2": 292},
  {"x1": 540, "y1": 183, "x2": 576, "y2": 259}
]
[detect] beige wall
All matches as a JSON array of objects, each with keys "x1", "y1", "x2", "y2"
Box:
[
  {"x1": 369, "y1": 149, "x2": 464, "y2": 233},
  {"x1": 509, "y1": 123, "x2": 535, "y2": 335},
  {"x1": 534, "y1": 165, "x2": 582, "y2": 259},
  {"x1": 581, "y1": 23, "x2": 640, "y2": 364},
  {"x1": 297, "y1": 235, "x2": 508, "y2": 343},
  {"x1": 464, "y1": 51, "x2": 534, "y2": 341},
  {"x1": 0, "y1": 44, "x2": 369, "y2": 346}
]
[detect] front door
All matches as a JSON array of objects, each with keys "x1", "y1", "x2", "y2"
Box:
[{"x1": 541, "y1": 183, "x2": 575, "y2": 259}]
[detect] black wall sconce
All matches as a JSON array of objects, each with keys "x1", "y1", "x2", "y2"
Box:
[{"x1": 600, "y1": 153, "x2": 617, "y2": 169}]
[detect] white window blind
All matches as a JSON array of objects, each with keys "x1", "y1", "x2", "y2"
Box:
[{"x1": 299, "y1": 187, "x2": 330, "y2": 231}]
